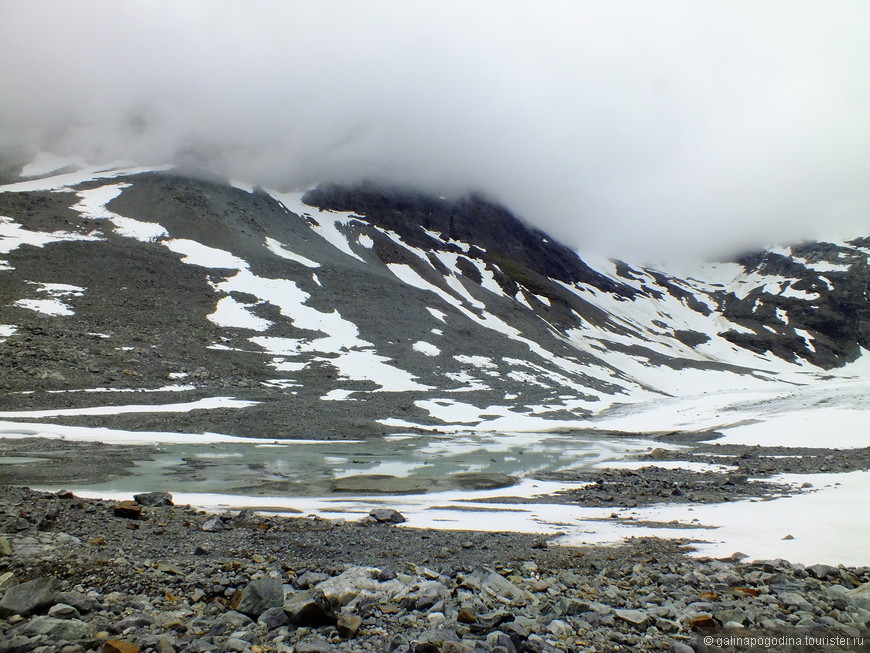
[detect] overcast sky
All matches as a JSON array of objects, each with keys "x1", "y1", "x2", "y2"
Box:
[{"x1": 1, "y1": 1, "x2": 868, "y2": 260}]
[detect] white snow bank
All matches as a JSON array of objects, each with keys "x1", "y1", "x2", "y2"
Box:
[
  {"x1": 0, "y1": 216, "x2": 101, "y2": 256},
  {"x1": 412, "y1": 341, "x2": 440, "y2": 357},
  {"x1": 265, "y1": 237, "x2": 320, "y2": 268},
  {"x1": 208, "y1": 296, "x2": 272, "y2": 331},
  {"x1": 12, "y1": 299, "x2": 74, "y2": 316},
  {"x1": 0, "y1": 397, "x2": 259, "y2": 419},
  {"x1": 0, "y1": 164, "x2": 174, "y2": 194},
  {"x1": 164, "y1": 239, "x2": 248, "y2": 269},
  {"x1": 0, "y1": 421, "x2": 313, "y2": 445},
  {"x1": 617, "y1": 471, "x2": 870, "y2": 566},
  {"x1": 715, "y1": 408, "x2": 868, "y2": 449},
  {"x1": 71, "y1": 183, "x2": 168, "y2": 242}
]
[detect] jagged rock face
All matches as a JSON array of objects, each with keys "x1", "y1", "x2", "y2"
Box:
[
  {"x1": 719, "y1": 242, "x2": 870, "y2": 368},
  {"x1": 0, "y1": 166, "x2": 867, "y2": 436},
  {"x1": 302, "y1": 184, "x2": 636, "y2": 296}
]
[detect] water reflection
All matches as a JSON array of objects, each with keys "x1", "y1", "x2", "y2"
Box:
[{"x1": 76, "y1": 431, "x2": 657, "y2": 496}]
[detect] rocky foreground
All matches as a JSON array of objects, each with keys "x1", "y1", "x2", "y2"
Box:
[{"x1": 1, "y1": 487, "x2": 869, "y2": 653}]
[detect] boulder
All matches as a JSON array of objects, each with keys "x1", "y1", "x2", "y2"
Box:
[
  {"x1": 133, "y1": 491, "x2": 173, "y2": 506},
  {"x1": 0, "y1": 577, "x2": 60, "y2": 617},
  {"x1": 283, "y1": 589, "x2": 335, "y2": 626},
  {"x1": 395, "y1": 580, "x2": 449, "y2": 611},
  {"x1": 806, "y1": 563, "x2": 838, "y2": 579},
  {"x1": 113, "y1": 501, "x2": 142, "y2": 520},
  {"x1": 48, "y1": 603, "x2": 79, "y2": 618},
  {"x1": 459, "y1": 568, "x2": 533, "y2": 607},
  {"x1": 296, "y1": 570, "x2": 329, "y2": 588},
  {"x1": 257, "y1": 606, "x2": 290, "y2": 630},
  {"x1": 368, "y1": 508, "x2": 406, "y2": 524},
  {"x1": 847, "y1": 582, "x2": 870, "y2": 610},
  {"x1": 15, "y1": 615, "x2": 93, "y2": 641},
  {"x1": 615, "y1": 608, "x2": 652, "y2": 629},
  {"x1": 337, "y1": 612, "x2": 363, "y2": 638},
  {"x1": 54, "y1": 591, "x2": 97, "y2": 614},
  {"x1": 201, "y1": 516, "x2": 224, "y2": 532},
  {"x1": 315, "y1": 567, "x2": 384, "y2": 606},
  {"x1": 230, "y1": 576, "x2": 284, "y2": 618}
]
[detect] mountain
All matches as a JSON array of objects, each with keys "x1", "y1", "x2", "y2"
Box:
[{"x1": 0, "y1": 160, "x2": 868, "y2": 438}]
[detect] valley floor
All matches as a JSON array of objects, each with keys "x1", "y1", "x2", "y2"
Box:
[{"x1": 1, "y1": 487, "x2": 869, "y2": 653}]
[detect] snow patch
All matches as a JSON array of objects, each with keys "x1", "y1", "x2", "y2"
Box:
[
  {"x1": 71, "y1": 184, "x2": 168, "y2": 242},
  {"x1": 265, "y1": 237, "x2": 320, "y2": 268},
  {"x1": 0, "y1": 216, "x2": 101, "y2": 256},
  {"x1": 0, "y1": 397, "x2": 258, "y2": 419},
  {"x1": 164, "y1": 239, "x2": 248, "y2": 269},
  {"x1": 412, "y1": 341, "x2": 440, "y2": 357},
  {"x1": 208, "y1": 296, "x2": 272, "y2": 331}
]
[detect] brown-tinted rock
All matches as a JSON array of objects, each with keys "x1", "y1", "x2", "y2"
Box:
[
  {"x1": 113, "y1": 501, "x2": 142, "y2": 520},
  {"x1": 103, "y1": 641, "x2": 140, "y2": 653},
  {"x1": 337, "y1": 612, "x2": 363, "y2": 638}
]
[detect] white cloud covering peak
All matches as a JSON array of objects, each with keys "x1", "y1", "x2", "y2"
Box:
[{"x1": 2, "y1": 1, "x2": 869, "y2": 260}]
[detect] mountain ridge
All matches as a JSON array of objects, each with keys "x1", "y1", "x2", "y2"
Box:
[{"x1": 0, "y1": 162, "x2": 868, "y2": 438}]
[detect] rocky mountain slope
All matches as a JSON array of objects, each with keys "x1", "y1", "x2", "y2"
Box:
[{"x1": 0, "y1": 159, "x2": 868, "y2": 438}]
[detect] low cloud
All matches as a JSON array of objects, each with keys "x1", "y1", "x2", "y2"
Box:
[{"x1": 2, "y1": 1, "x2": 869, "y2": 261}]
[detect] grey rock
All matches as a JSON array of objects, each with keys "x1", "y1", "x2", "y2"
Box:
[
  {"x1": 202, "y1": 515, "x2": 224, "y2": 532},
  {"x1": 523, "y1": 635, "x2": 561, "y2": 653},
  {"x1": 502, "y1": 620, "x2": 531, "y2": 647},
  {"x1": 257, "y1": 606, "x2": 289, "y2": 630},
  {"x1": 215, "y1": 610, "x2": 253, "y2": 630},
  {"x1": 369, "y1": 508, "x2": 407, "y2": 524},
  {"x1": 0, "y1": 571, "x2": 16, "y2": 592},
  {"x1": 396, "y1": 580, "x2": 449, "y2": 611},
  {"x1": 615, "y1": 608, "x2": 652, "y2": 629},
  {"x1": 47, "y1": 603, "x2": 79, "y2": 619},
  {"x1": 847, "y1": 582, "x2": 870, "y2": 610},
  {"x1": 294, "y1": 638, "x2": 334, "y2": 653},
  {"x1": 117, "y1": 612, "x2": 157, "y2": 630},
  {"x1": 546, "y1": 619, "x2": 572, "y2": 639},
  {"x1": 156, "y1": 635, "x2": 177, "y2": 653},
  {"x1": 54, "y1": 591, "x2": 96, "y2": 614},
  {"x1": 554, "y1": 597, "x2": 589, "y2": 616},
  {"x1": 806, "y1": 563, "x2": 838, "y2": 579},
  {"x1": 316, "y1": 567, "x2": 382, "y2": 606},
  {"x1": 133, "y1": 491, "x2": 174, "y2": 506},
  {"x1": 283, "y1": 589, "x2": 334, "y2": 626},
  {"x1": 221, "y1": 638, "x2": 249, "y2": 652},
  {"x1": 486, "y1": 631, "x2": 517, "y2": 653},
  {"x1": 296, "y1": 570, "x2": 329, "y2": 588},
  {"x1": 15, "y1": 615, "x2": 93, "y2": 641},
  {"x1": 0, "y1": 636, "x2": 37, "y2": 653},
  {"x1": 779, "y1": 592, "x2": 812, "y2": 610},
  {"x1": 414, "y1": 628, "x2": 461, "y2": 646},
  {"x1": 231, "y1": 576, "x2": 284, "y2": 617},
  {"x1": 0, "y1": 577, "x2": 60, "y2": 617},
  {"x1": 187, "y1": 638, "x2": 219, "y2": 653},
  {"x1": 827, "y1": 584, "x2": 851, "y2": 600},
  {"x1": 459, "y1": 567, "x2": 533, "y2": 607}
]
